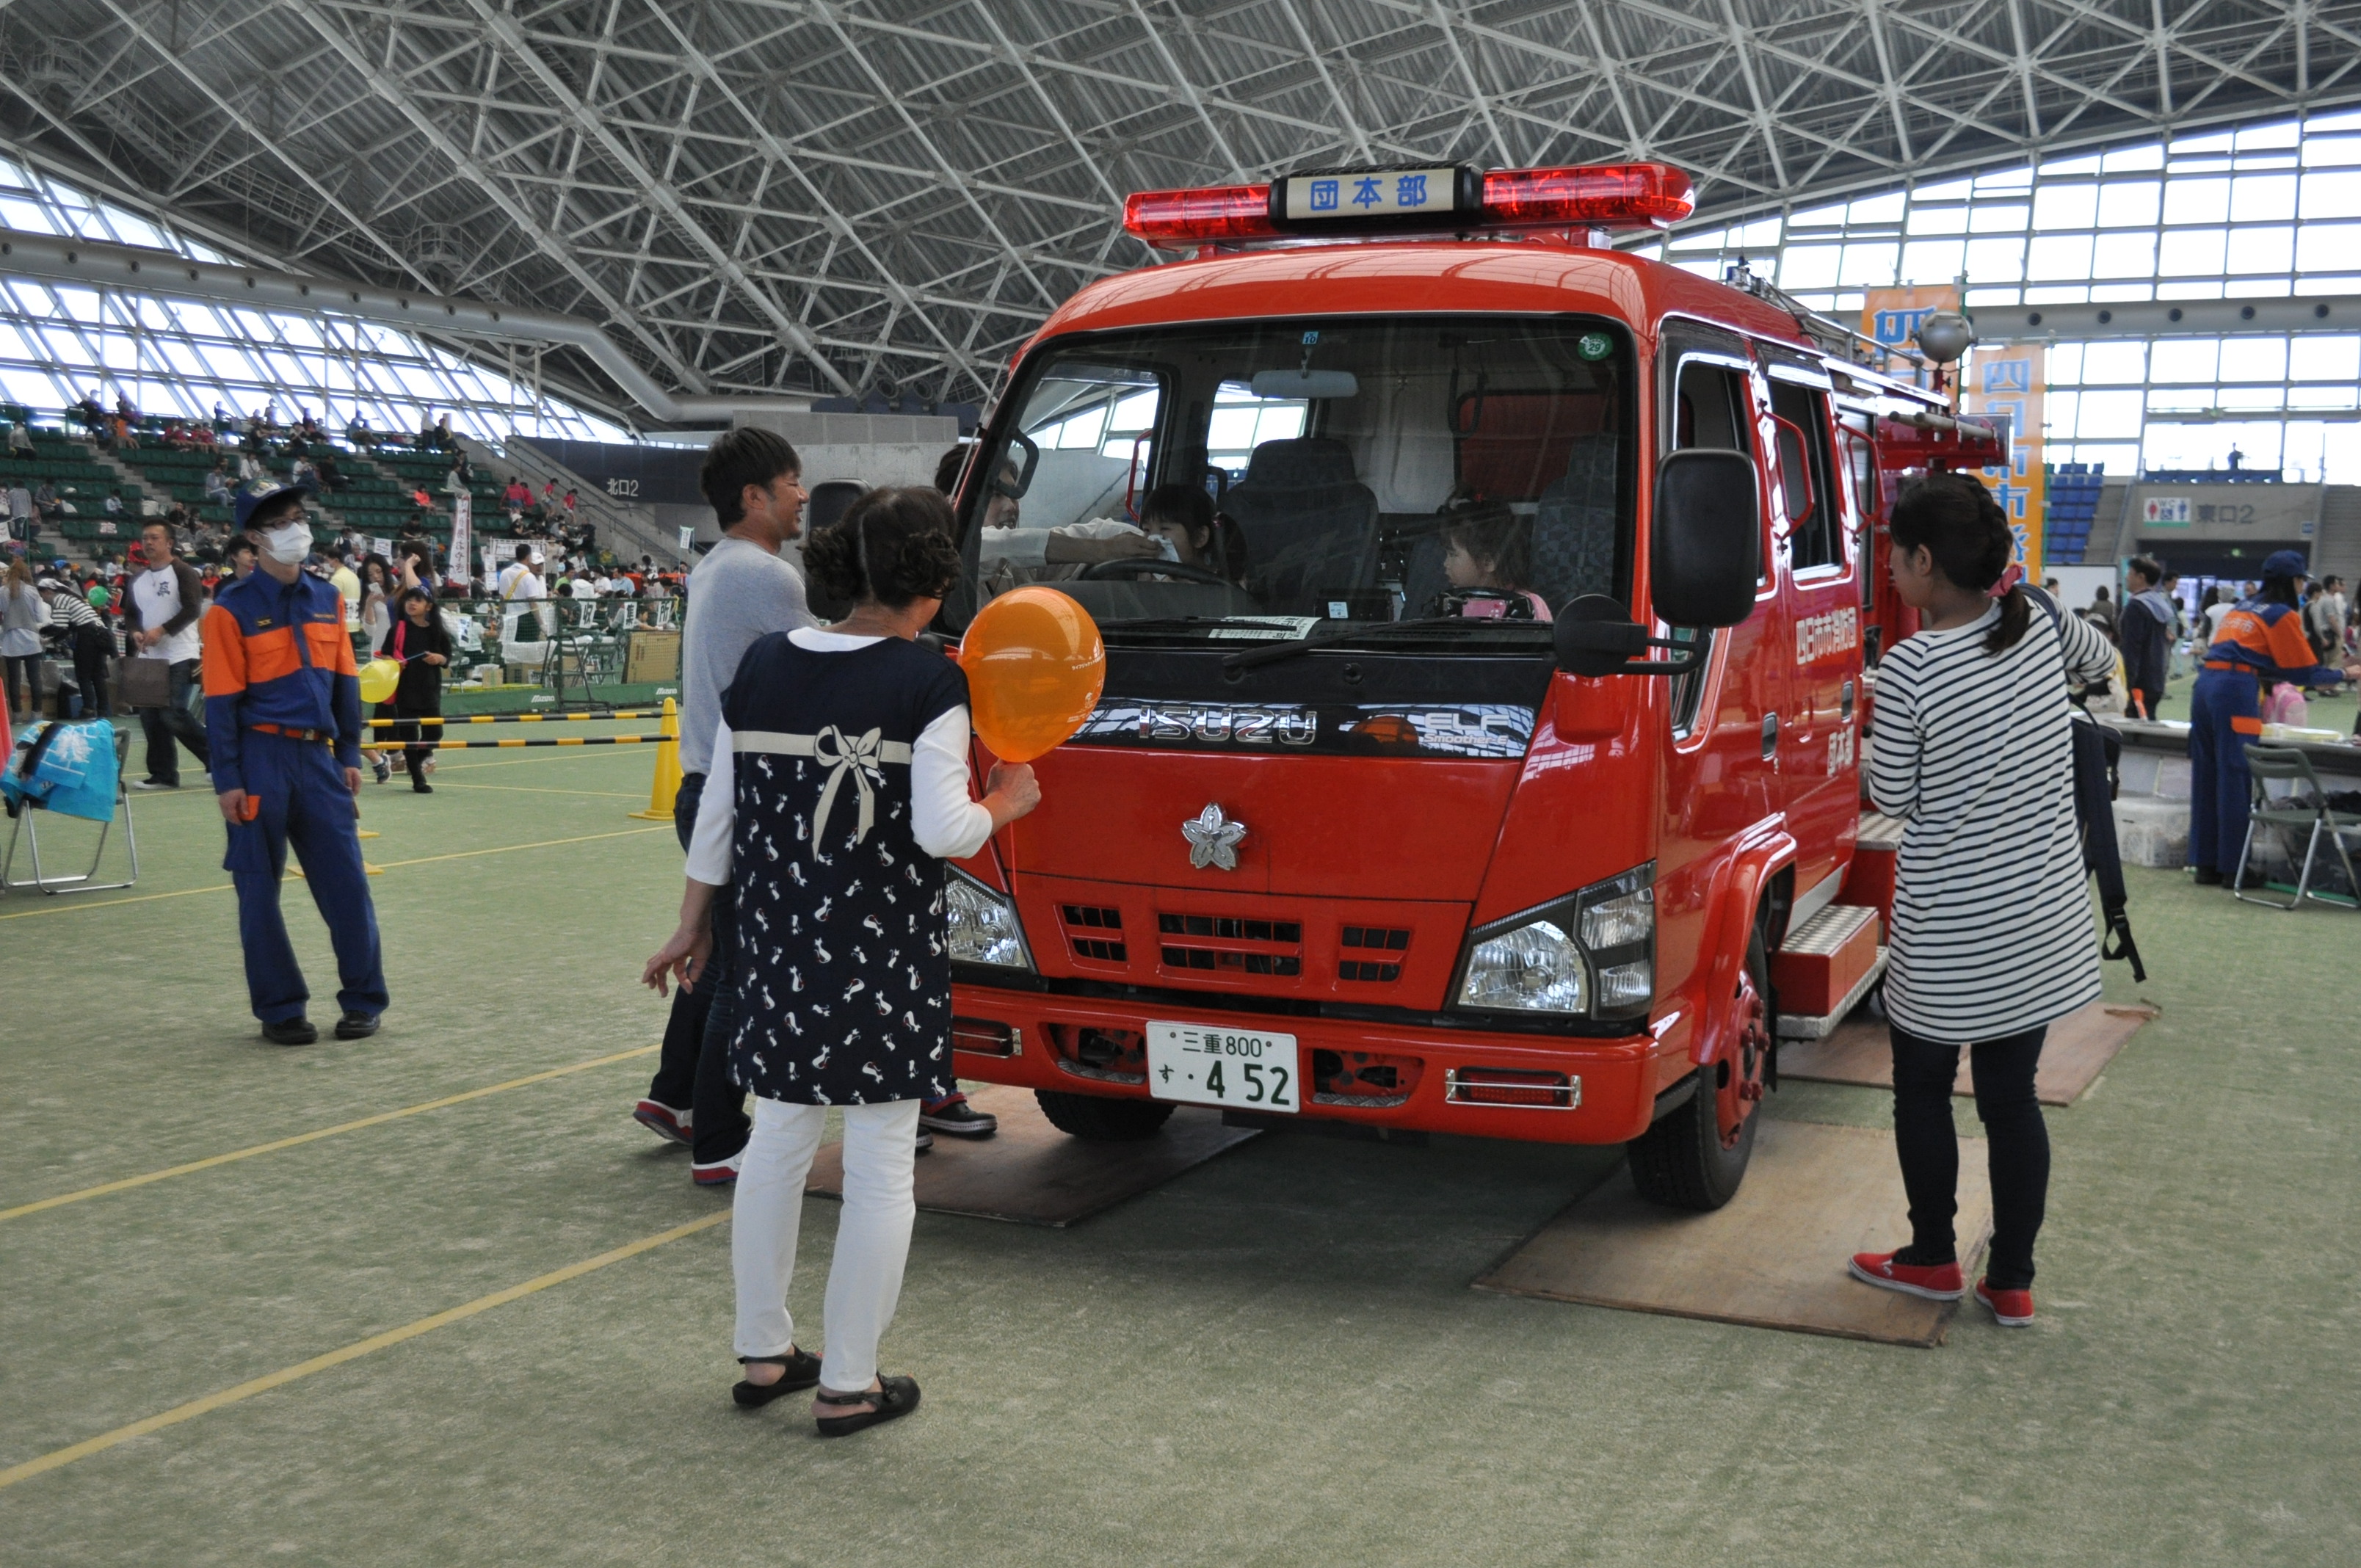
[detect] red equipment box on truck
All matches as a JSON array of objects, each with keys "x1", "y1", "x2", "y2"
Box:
[{"x1": 937, "y1": 163, "x2": 2002, "y2": 1208}]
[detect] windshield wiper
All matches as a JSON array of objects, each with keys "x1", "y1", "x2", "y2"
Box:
[{"x1": 1221, "y1": 616, "x2": 1532, "y2": 671}]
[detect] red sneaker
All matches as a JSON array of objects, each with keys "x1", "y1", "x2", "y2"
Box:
[
  {"x1": 1974, "y1": 1278, "x2": 2036, "y2": 1326},
  {"x1": 1848, "y1": 1250, "x2": 1965, "y2": 1301},
  {"x1": 633, "y1": 1100, "x2": 692, "y2": 1147}
]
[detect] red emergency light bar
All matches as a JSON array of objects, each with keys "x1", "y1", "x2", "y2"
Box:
[
  {"x1": 1479, "y1": 164, "x2": 1694, "y2": 230},
  {"x1": 1123, "y1": 163, "x2": 1696, "y2": 249}
]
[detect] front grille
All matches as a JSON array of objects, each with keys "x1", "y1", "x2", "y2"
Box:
[
  {"x1": 1157, "y1": 912, "x2": 1302, "y2": 978},
  {"x1": 1059, "y1": 904, "x2": 1127, "y2": 964},
  {"x1": 1338, "y1": 925, "x2": 1410, "y2": 982}
]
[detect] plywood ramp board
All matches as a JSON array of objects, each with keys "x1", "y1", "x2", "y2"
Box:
[
  {"x1": 1474, "y1": 1119, "x2": 1992, "y2": 1348},
  {"x1": 804, "y1": 1084, "x2": 1258, "y2": 1227},
  {"x1": 1778, "y1": 1000, "x2": 2157, "y2": 1106}
]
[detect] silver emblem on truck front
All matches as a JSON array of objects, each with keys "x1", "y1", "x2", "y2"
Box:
[{"x1": 1181, "y1": 803, "x2": 1247, "y2": 871}]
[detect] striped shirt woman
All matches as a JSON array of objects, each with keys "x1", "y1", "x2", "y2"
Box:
[{"x1": 1849, "y1": 473, "x2": 2114, "y2": 1329}]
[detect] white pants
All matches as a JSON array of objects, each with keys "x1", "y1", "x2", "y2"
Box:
[{"x1": 732, "y1": 1097, "x2": 919, "y2": 1395}]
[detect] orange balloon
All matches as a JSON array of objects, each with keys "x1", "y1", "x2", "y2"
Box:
[{"x1": 957, "y1": 587, "x2": 1106, "y2": 763}]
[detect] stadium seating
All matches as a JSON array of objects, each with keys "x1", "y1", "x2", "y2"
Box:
[{"x1": 2043, "y1": 462, "x2": 2105, "y2": 565}]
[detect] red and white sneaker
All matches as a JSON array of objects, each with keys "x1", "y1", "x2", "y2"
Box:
[
  {"x1": 1974, "y1": 1278, "x2": 2036, "y2": 1326},
  {"x1": 691, "y1": 1149, "x2": 743, "y2": 1187},
  {"x1": 633, "y1": 1100, "x2": 692, "y2": 1147},
  {"x1": 1848, "y1": 1250, "x2": 1965, "y2": 1301}
]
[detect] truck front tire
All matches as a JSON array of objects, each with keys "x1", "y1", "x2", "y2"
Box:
[
  {"x1": 1627, "y1": 929, "x2": 1773, "y2": 1211},
  {"x1": 1034, "y1": 1089, "x2": 1177, "y2": 1141}
]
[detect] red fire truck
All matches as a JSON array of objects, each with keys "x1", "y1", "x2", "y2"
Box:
[{"x1": 938, "y1": 162, "x2": 2003, "y2": 1208}]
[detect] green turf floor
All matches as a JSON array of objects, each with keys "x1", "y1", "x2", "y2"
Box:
[{"x1": 2, "y1": 736, "x2": 2355, "y2": 1565}]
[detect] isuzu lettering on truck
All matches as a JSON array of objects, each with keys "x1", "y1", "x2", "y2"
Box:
[{"x1": 935, "y1": 162, "x2": 2004, "y2": 1208}]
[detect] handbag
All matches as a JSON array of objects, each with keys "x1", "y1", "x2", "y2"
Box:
[{"x1": 117, "y1": 655, "x2": 170, "y2": 710}]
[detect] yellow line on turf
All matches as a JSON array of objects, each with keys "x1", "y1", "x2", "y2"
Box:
[
  {"x1": 0, "y1": 1044, "x2": 659, "y2": 1224},
  {"x1": 0, "y1": 827, "x2": 671, "y2": 920},
  {"x1": 430, "y1": 783, "x2": 645, "y2": 799},
  {"x1": 0, "y1": 1209, "x2": 729, "y2": 1492}
]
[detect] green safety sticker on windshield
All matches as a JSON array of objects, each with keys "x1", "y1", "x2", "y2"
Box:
[{"x1": 1576, "y1": 332, "x2": 1614, "y2": 362}]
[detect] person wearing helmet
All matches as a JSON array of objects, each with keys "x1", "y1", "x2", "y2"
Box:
[{"x1": 2186, "y1": 549, "x2": 2354, "y2": 886}]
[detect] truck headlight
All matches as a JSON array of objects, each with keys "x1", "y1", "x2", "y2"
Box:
[
  {"x1": 1453, "y1": 864, "x2": 1655, "y2": 1022},
  {"x1": 946, "y1": 868, "x2": 1032, "y2": 970},
  {"x1": 1455, "y1": 918, "x2": 1586, "y2": 1014}
]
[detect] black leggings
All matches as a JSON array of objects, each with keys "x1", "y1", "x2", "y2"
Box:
[{"x1": 1890, "y1": 1023, "x2": 2050, "y2": 1291}]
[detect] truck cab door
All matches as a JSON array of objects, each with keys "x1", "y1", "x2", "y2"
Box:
[
  {"x1": 1762, "y1": 362, "x2": 1860, "y2": 911},
  {"x1": 1655, "y1": 327, "x2": 1785, "y2": 1028}
]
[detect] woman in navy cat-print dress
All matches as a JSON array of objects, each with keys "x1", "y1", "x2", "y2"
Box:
[{"x1": 642, "y1": 487, "x2": 1040, "y2": 1437}]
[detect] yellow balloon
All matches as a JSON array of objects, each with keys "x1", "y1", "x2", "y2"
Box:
[
  {"x1": 358, "y1": 658, "x2": 402, "y2": 705},
  {"x1": 957, "y1": 587, "x2": 1106, "y2": 763}
]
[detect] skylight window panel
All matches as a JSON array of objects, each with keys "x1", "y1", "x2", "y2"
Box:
[
  {"x1": 2226, "y1": 227, "x2": 2293, "y2": 274},
  {"x1": 2158, "y1": 229, "x2": 2228, "y2": 277},
  {"x1": 1900, "y1": 239, "x2": 1964, "y2": 282},
  {"x1": 2026, "y1": 234, "x2": 2093, "y2": 282},
  {"x1": 1964, "y1": 236, "x2": 2026, "y2": 282},
  {"x1": 2092, "y1": 232, "x2": 2157, "y2": 278},
  {"x1": 1968, "y1": 203, "x2": 2028, "y2": 233},
  {"x1": 2288, "y1": 336, "x2": 2360, "y2": 380},
  {"x1": 2032, "y1": 184, "x2": 2097, "y2": 229},
  {"x1": 2219, "y1": 338, "x2": 2288, "y2": 382},
  {"x1": 2299, "y1": 169, "x2": 2361, "y2": 218},
  {"x1": 1837, "y1": 243, "x2": 1897, "y2": 286},
  {"x1": 2148, "y1": 341, "x2": 2218, "y2": 382},
  {"x1": 2164, "y1": 178, "x2": 2230, "y2": 225},
  {"x1": 2230, "y1": 174, "x2": 2298, "y2": 222},
  {"x1": 2096, "y1": 181, "x2": 2161, "y2": 227},
  {"x1": 2083, "y1": 342, "x2": 2149, "y2": 383},
  {"x1": 1905, "y1": 203, "x2": 1968, "y2": 236}
]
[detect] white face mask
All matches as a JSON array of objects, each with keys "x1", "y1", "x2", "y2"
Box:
[{"x1": 260, "y1": 520, "x2": 313, "y2": 566}]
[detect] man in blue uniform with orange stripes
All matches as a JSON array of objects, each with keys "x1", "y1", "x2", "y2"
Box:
[
  {"x1": 203, "y1": 485, "x2": 388, "y2": 1044},
  {"x1": 2186, "y1": 549, "x2": 2350, "y2": 885}
]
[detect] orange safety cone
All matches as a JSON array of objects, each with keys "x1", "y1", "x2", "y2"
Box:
[{"x1": 630, "y1": 696, "x2": 682, "y2": 821}]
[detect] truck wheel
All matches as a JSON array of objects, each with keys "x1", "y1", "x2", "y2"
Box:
[
  {"x1": 1034, "y1": 1089, "x2": 1176, "y2": 1142},
  {"x1": 1628, "y1": 929, "x2": 1774, "y2": 1211}
]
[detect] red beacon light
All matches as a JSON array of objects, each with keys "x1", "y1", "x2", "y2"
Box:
[
  {"x1": 1479, "y1": 163, "x2": 1694, "y2": 231},
  {"x1": 1123, "y1": 162, "x2": 1694, "y2": 250}
]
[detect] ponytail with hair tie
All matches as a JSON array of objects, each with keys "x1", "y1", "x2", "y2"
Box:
[{"x1": 1891, "y1": 473, "x2": 2035, "y2": 656}]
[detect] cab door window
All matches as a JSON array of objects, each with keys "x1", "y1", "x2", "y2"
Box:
[{"x1": 1767, "y1": 380, "x2": 1841, "y2": 573}]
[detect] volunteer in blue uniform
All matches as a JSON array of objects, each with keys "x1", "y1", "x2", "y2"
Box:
[
  {"x1": 203, "y1": 485, "x2": 388, "y2": 1045},
  {"x1": 2186, "y1": 549, "x2": 2348, "y2": 885}
]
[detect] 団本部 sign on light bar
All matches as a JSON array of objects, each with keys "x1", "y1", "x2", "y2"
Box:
[{"x1": 1123, "y1": 163, "x2": 1697, "y2": 249}]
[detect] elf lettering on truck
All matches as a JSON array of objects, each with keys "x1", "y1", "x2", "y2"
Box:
[{"x1": 937, "y1": 163, "x2": 2005, "y2": 1208}]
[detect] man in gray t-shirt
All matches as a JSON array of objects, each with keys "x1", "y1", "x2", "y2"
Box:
[{"x1": 637, "y1": 428, "x2": 811, "y2": 1184}]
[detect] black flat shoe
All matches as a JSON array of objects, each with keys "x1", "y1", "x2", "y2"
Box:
[
  {"x1": 733, "y1": 1348, "x2": 822, "y2": 1407},
  {"x1": 815, "y1": 1375, "x2": 920, "y2": 1437},
  {"x1": 333, "y1": 1012, "x2": 380, "y2": 1040},
  {"x1": 262, "y1": 1017, "x2": 317, "y2": 1046},
  {"x1": 411, "y1": 783, "x2": 432, "y2": 794}
]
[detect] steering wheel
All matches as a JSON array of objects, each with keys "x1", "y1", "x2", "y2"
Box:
[{"x1": 1076, "y1": 558, "x2": 1235, "y2": 586}]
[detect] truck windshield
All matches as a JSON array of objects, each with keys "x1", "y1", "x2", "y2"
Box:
[{"x1": 951, "y1": 316, "x2": 1632, "y2": 650}]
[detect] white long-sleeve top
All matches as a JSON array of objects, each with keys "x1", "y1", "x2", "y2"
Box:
[{"x1": 684, "y1": 627, "x2": 994, "y2": 886}]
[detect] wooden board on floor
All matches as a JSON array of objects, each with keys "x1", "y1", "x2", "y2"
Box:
[
  {"x1": 1779, "y1": 1000, "x2": 2157, "y2": 1106},
  {"x1": 1473, "y1": 1119, "x2": 1991, "y2": 1348},
  {"x1": 804, "y1": 1084, "x2": 1258, "y2": 1228}
]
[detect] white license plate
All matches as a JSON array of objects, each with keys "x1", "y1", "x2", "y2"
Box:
[{"x1": 1145, "y1": 1020, "x2": 1299, "y2": 1114}]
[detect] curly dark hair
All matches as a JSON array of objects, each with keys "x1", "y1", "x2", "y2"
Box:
[{"x1": 804, "y1": 485, "x2": 960, "y2": 610}]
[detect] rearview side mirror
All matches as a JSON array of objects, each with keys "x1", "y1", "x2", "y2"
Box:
[{"x1": 1651, "y1": 449, "x2": 1762, "y2": 628}]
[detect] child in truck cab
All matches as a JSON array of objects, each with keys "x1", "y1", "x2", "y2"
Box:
[
  {"x1": 1848, "y1": 472, "x2": 2117, "y2": 1332},
  {"x1": 1437, "y1": 495, "x2": 1551, "y2": 621},
  {"x1": 1139, "y1": 483, "x2": 1247, "y2": 584}
]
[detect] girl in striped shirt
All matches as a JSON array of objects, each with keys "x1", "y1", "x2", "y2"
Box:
[{"x1": 1848, "y1": 474, "x2": 2114, "y2": 1329}]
